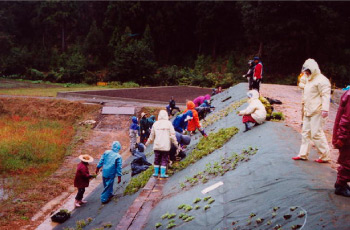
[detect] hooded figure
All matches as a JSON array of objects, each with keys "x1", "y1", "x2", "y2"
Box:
[
  {"x1": 129, "y1": 116, "x2": 139, "y2": 152},
  {"x1": 293, "y1": 59, "x2": 331, "y2": 163},
  {"x1": 131, "y1": 143, "x2": 152, "y2": 176},
  {"x1": 183, "y1": 101, "x2": 207, "y2": 137},
  {"x1": 332, "y1": 89, "x2": 350, "y2": 197},
  {"x1": 169, "y1": 132, "x2": 192, "y2": 162},
  {"x1": 147, "y1": 115, "x2": 156, "y2": 128},
  {"x1": 239, "y1": 90, "x2": 266, "y2": 132},
  {"x1": 140, "y1": 113, "x2": 150, "y2": 144},
  {"x1": 193, "y1": 94, "x2": 211, "y2": 107},
  {"x1": 96, "y1": 141, "x2": 122, "y2": 203},
  {"x1": 145, "y1": 110, "x2": 178, "y2": 178},
  {"x1": 172, "y1": 110, "x2": 193, "y2": 133}
]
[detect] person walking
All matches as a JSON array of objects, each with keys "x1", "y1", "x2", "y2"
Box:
[
  {"x1": 129, "y1": 116, "x2": 139, "y2": 152},
  {"x1": 243, "y1": 60, "x2": 255, "y2": 90},
  {"x1": 333, "y1": 89, "x2": 350, "y2": 197},
  {"x1": 139, "y1": 112, "x2": 150, "y2": 144},
  {"x1": 252, "y1": 57, "x2": 263, "y2": 92},
  {"x1": 145, "y1": 110, "x2": 178, "y2": 178},
  {"x1": 74, "y1": 154, "x2": 94, "y2": 207},
  {"x1": 95, "y1": 141, "x2": 123, "y2": 204},
  {"x1": 292, "y1": 59, "x2": 331, "y2": 163}
]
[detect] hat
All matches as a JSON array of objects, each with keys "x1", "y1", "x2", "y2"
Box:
[
  {"x1": 79, "y1": 154, "x2": 94, "y2": 163},
  {"x1": 141, "y1": 112, "x2": 146, "y2": 118},
  {"x1": 253, "y1": 57, "x2": 260, "y2": 61}
]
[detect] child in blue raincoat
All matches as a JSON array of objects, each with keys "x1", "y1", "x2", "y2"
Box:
[
  {"x1": 95, "y1": 141, "x2": 123, "y2": 204},
  {"x1": 172, "y1": 110, "x2": 193, "y2": 133},
  {"x1": 129, "y1": 116, "x2": 139, "y2": 152}
]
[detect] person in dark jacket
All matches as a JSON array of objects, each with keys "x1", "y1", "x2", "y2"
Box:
[
  {"x1": 172, "y1": 110, "x2": 193, "y2": 133},
  {"x1": 166, "y1": 96, "x2": 180, "y2": 116},
  {"x1": 131, "y1": 143, "x2": 152, "y2": 176},
  {"x1": 74, "y1": 154, "x2": 94, "y2": 207},
  {"x1": 333, "y1": 89, "x2": 350, "y2": 197},
  {"x1": 139, "y1": 112, "x2": 150, "y2": 144},
  {"x1": 147, "y1": 115, "x2": 156, "y2": 128},
  {"x1": 169, "y1": 132, "x2": 191, "y2": 163},
  {"x1": 242, "y1": 60, "x2": 255, "y2": 90}
]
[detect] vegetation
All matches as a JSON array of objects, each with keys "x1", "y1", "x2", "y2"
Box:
[{"x1": 123, "y1": 166, "x2": 154, "y2": 195}]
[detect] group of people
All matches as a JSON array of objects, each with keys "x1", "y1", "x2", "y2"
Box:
[{"x1": 243, "y1": 56, "x2": 263, "y2": 92}]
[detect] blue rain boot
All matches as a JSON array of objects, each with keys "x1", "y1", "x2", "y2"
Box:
[
  {"x1": 160, "y1": 166, "x2": 169, "y2": 178},
  {"x1": 153, "y1": 165, "x2": 159, "y2": 177}
]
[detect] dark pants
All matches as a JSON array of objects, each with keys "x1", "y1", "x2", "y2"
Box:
[
  {"x1": 154, "y1": 150, "x2": 169, "y2": 166},
  {"x1": 248, "y1": 77, "x2": 254, "y2": 90},
  {"x1": 337, "y1": 146, "x2": 350, "y2": 185},
  {"x1": 252, "y1": 79, "x2": 261, "y2": 92},
  {"x1": 75, "y1": 188, "x2": 85, "y2": 201}
]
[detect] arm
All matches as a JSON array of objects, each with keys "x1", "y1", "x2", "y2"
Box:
[
  {"x1": 239, "y1": 103, "x2": 256, "y2": 115},
  {"x1": 337, "y1": 95, "x2": 350, "y2": 142},
  {"x1": 169, "y1": 123, "x2": 179, "y2": 146},
  {"x1": 145, "y1": 126, "x2": 155, "y2": 146},
  {"x1": 193, "y1": 110, "x2": 201, "y2": 128},
  {"x1": 318, "y1": 78, "x2": 331, "y2": 112},
  {"x1": 115, "y1": 157, "x2": 123, "y2": 183},
  {"x1": 96, "y1": 153, "x2": 105, "y2": 174}
]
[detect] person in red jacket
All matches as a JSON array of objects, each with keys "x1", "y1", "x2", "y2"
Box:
[
  {"x1": 74, "y1": 154, "x2": 94, "y2": 207},
  {"x1": 333, "y1": 89, "x2": 350, "y2": 197},
  {"x1": 252, "y1": 56, "x2": 263, "y2": 92},
  {"x1": 183, "y1": 101, "x2": 207, "y2": 137}
]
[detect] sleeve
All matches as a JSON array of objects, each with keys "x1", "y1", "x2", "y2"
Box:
[
  {"x1": 115, "y1": 157, "x2": 123, "y2": 177},
  {"x1": 338, "y1": 96, "x2": 350, "y2": 141},
  {"x1": 239, "y1": 103, "x2": 256, "y2": 115},
  {"x1": 319, "y1": 78, "x2": 331, "y2": 112},
  {"x1": 298, "y1": 74, "x2": 307, "y2": 89},
  {"x1": 81, "y1": 165, "x2": 90, "y2": 178},
  {"x1": 97, "y1": 153, "x2": 105, "y2": 169},
  {"x1": 193, "y1": 110, "x2": 201, "y2": 128},
  {"x1": 169, "y1": 123, "x2": 179, "y2": 146},
  {"x1": 145, "y1": 126, "x2": 155, "y2": 145},
  {"x1": 254, "y1": 64, "x2": 262, "y2": 79}
]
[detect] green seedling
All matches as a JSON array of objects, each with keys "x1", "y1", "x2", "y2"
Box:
[
  {"x1": 180, "y1": 214, "x2": 189, "y2": 220},
  {"x1": 267, "y1": 220, "x2": 272, "y2": 225},
  {"x1": 155, "y1": 222, "x2": 162, "y2": 228},
  {"x1": 167, "y1": 213, "x2": 176, "y2": 219},
  {"x1": 180, "y1": 183, "x2": 185, "y2": 189},
  {"x1": 273, "y1": 207, "x2": 280, "y2": 211},
  {"x1": 290, "y1": 207, "x2": 298, "y2": 211},
  {"x1": 166, "y1": 222, "x2": 176, "y2": 229},
  {"x1": 184, "y1": 216, "x2": 195, "y2": 222},
  {"x1": 256, "y1": 218, "x2": 264, "y2": 224},
  {"x1": 249, "y1": 213, "x2": 256, "y2": 218},
  {"x1": 208, "y1": 198, "x2": 215, "y2": 204},
  {"x1": 161, "y1": 212, "x2": 170, "y2": 219},
  {"x1": 195, "y1": 205, "x2": 201, "y2": 210},
  {"x1": 283, "y1": 214, "x2": 292, "y2": 220},
  {"x1": 298, "y1": 211, "x2": 305, "y2": 218},
  {"x1": 76, "y1": 219, "x2": 87, "y2": 228},
  {"x1": 272, "y1": 212, "x2": 277, "y2": 218},
  {"x1": 246, "y1": 219, "x2": 251, "y2": 225},
  {"x1": 202, "y1": 177, "x2": 209, "y2": 183},
  {"x1": 193, "y1": 198, "x2": 202, "y2": 203},
  {"x1": 178, "y1": 204, "x2": 185, "y2": 210},
  {"x1": 86, "y1": 217, "x2": 93, "y2": 223},
  {"x1": 178, "y1": 213, "x2": 185, "y2": 219},
  {"x1": 184, "y1": 205, "x2": 192, "y2": 212},
  {"x1": 203, "y1": 196, "x2": 212, "y2": 201},
  {"x1": 204, "y1": 205, "x2": 210, "y2": 211},
  {"x1": 273, "y1": 224, "x2": 282, "y2": 230},
  {"x1": 291, "y1": 224, "x2": 302, "y2": 229},
  {"x1": 102, "y1": 222, "x2": 112, "y2": 228}
]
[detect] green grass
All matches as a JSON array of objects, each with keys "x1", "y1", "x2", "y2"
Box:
[{"x1": 124, "y1": 166, "x2": 154, "y2": 195}]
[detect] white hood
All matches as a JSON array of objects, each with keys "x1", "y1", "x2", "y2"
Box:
[
  {"x1": 158, "y1": 110, "x2": 169, "y2": 121},
  {"x1": 302, "y1": 59, "x2": 321, "y2": 80}
]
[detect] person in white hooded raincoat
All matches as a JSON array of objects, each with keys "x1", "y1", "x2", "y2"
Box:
[
  {"x1": 145, "y1": 110, "x2": 178, "y2": 178},
  {"x1": 293, "y1": 59, "x2": 331, "y2": 163},
  {"x1": 238, "y1": 89, "x2": 266, "y2": 132}
]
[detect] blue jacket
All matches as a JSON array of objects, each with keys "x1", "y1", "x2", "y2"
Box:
[
  {"x1": 97, "y1": 141, "x2": 123, "y2": 178},
  {"x1": 199, "y1": 100, "x2": 211, "y2": 108},
  {"x1": 173, "y1": 110, "x2": 193, "y2": 133},
  {"x1": 147, "y1": 115, "x2": 156, "y2": 128},
  {"x1": 130, "y1": 116, "x2": 139, "y2": 131}
]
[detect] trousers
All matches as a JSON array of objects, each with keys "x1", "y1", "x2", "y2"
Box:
[
  {"x1": 154, "y1": 150, "x2": 169, "y2": 166},
  {"x1": 101, "y1": 177, "x2": 115, "y2": 203}
]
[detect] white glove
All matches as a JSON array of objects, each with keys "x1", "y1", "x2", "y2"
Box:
[{"x1": 253, "y1": 77, "x2": 257, "y2": 81}]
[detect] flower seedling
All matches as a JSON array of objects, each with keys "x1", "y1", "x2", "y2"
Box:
[
  {"x1": 291, "y1": 224, "x2": 302, "y2": 229},
  {"x1": 184, "y1": 216, "x2": 195, "y2": 222},
  {"x1": 102, "y1": 222, "x2": 113, "y2": 228},
  {"x1": 273, "y1": 224, "x2": 282, "y2": 230},
  {"x1": 273, "y1": 207, "x2": 280, "y2": 211},
  {"x1": 204, "y1": 205, "x2": 210, "y2": 211},
  {"x1": 161, "y1": 212, "x2": 170, "y2": 219},
  {"x1": 167, "y1": 213, "x2": 176, "y2": 219},
  {"x1": 283, "y1": 214, "x2": 292, "y2": 220},
  {"x1": 178, "y1": 213, "x2": 185, "y2": 219},
  {"x1": 246, "y1": 219, "x2": 251, "y2": 225},
  {"x1": 166, "y1": 221, "x2": 176, "y2": 229},
  {"x1": 178, "y1": 204, "x2": 185, "y2": 210},
  {"x1": 266, "y1": 220, "x2": 272, "y2": 225},
  {"x1": 272, "y1": 212, "x2": 277, "y2": 218},
  {"x1": 256, "y1": 218, "x2": 264, "y2": 224},
  {"x1": 86, "y1": 217, "x2": 93, "y2": 223},
  {"x1": 193, "y1": 198, "x2": 201, "y2": 204},
  {"x1": 184, "y1": 205, "x2": 193, "y2": 212},
  {"x1": 180, "y1": 214, "x2": 189, "y2": 220},
  {"x1": 155, "y1": 222, "x2": 162, "y2": 228},
  {"x1": 290, "y1": 206, "x2": 298, "y2": 211},
  {"x1": 203, "y1": 196, "x2": 212, "y2": 201},
  {"x1": 298, "y1": 211, "x2": 305, "y2": 218},
  {"x1": 249, "y1": 213, "x2": 256, "y2": 218},
  {"x1": 195, "y1": 205, "x2": 201, "y2": 210},
  {"x1": 208, "y1": 198, "x2": 215, "y2": 204},
  {"x1": 180, "y1": 183, "x2": 185, "y2": 189}
]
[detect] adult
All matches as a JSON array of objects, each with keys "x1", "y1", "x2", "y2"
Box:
[
  {"x1": 139, "y1": 112, "x2": 150, "y2": 144},
  {"x1": 292, "y1": 59, "x2": 331, "y2": 163},
  {"x1": 238, "y1": 90, "x2": 266, "y2": 132},
  {"x1": 252, "y1": 57, "x2": 263, "y2": 92},
  {"x1": 332, "y1": 89, "x2": 350, "y2": 197},
  {"x1": 242, "y1": 60, "x2": 255, "y2": 90},
  {"x1": 166, "y1": 96, "x2": 180, "y2": 116},
  {"x1": 96, "y1": 141, "x2": 123, "y2": 204},
  {"x1": 145, "y1": 110, "x2": 178, "y2": 178},
  {"x1": 183, "y1": 101, "x2": 207, "y2": 137},
  {"x1": 193, "y1": 94, "x2": 211, "y2": 107},
  {"x1": 147, "y1": 115, "x2": 156, "y2": 128},
  {"x1": 172, "y1": 110, "x2": 193, "y2": 133}
]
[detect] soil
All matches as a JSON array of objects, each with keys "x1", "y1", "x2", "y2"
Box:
[
  {"x1": 76, "y1": 86, "x2": 212, "y2": 103},
  {"x1": 260, "y1": 83, "x2": 342, "y2": 169}
]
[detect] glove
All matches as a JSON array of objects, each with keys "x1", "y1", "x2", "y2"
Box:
[
  {"x1": 117, "y1": 176, "x2": 121, "y2": 183},
  {"x1": 334, "y1": 139, "x2": 344, "y2": 149},
  {"x1": 321, "y1": 110, "x2": 328, "y2": 118},
  {"x1": 95, "y1": 168, "x2": 100, "y2": 175},
  {"x1": 253, "y1": 77, "x2": 257, "y2": 81},
  {"x1": 242, "y1": 74, "x2": 246, "y2": 78}
]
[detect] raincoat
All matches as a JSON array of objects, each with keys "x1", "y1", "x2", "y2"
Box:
[
  {"x1": 183, "y1": 101, "x2": 201, "y2": 131},
  {"x1": 74, "y1": 162, "x2": 90, "y2": 188},
  {"x1": 193, "y1": 94, "x2": 211, "y2": 107},
  {"x1": 298, "y1": 59, "x2": 331, "y2": 161},
  {"x1": 239, "y1": 90, "x2": 266, "y2": 124},
  {"x1": 172, "y1": 110, "x2": 193, "y2": 133},
  {"x1": 147, "y1": 115, "x2": 156, "y2": 128},
  {"x1": 333, "y1": 90, "x2": 350, "y2": 184},
  {"x1": 129, "y1": 116, "x2": 139, "y2": 151}
]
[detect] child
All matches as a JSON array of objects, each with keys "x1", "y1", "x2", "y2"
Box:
[
  {"x1": 238, "y1": 90, "x2": 266, "y2": 132},
  {"x1": 183, "y1": 101, "x2": 207, "y2": 137},
  {"x1": 172, "y1": 110, "x2": 193, "y2": 133},
  {"x1": 74, "y1": 154, "x2": 94, "y2": 207},
  {"x1": 129, "y1": 116, "x2": 140, "y2": 152}
]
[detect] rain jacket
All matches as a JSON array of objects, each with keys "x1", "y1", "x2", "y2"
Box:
[
  {"x1": 74, "y1": 162, "x2": 90, "y2": 188},
  {"x1": 97, "y1": 141, "x2": 123, "y2": 179},
  {"x1": 239, "y1": 90, "x2": 266, "y2": 124},
  {"x1": 302, "y1": 59, "x2": 331, "y2": 116},
  {"x1": 199, "y1": 100, "x2": 211, "y2": 108},
  {"x1": 145, "y1": 110, "x2": 178, "y2": 151},
  {"x1": 333, "y1": 90, "x2": 350, "y2": 146},
  {"x1": 193, "y1": 94, "x2": 211, "y2": 107},
  {"x1": 173, "y1": 110, "x2": 193, "y2": 133},
  {"x1": 183, "y1": 101, "x2": 201, "y2": 131},
  {"x1": 147, "y1": 115, "x2": 156, "y2": 128},
  {"x1": 130, "y1": 116, "x2": 139, "y2": 132},
  {"x1": 253, "y1": 62, "x2": 263, "y2": 79}
]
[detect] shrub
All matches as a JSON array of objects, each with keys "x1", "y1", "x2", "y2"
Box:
[
  {"x1": 83, "y1": 71, "x2": 98, "y2": 85},
  {"x1": 26, "y1": 68, "x2": 45, "y2": 81}
]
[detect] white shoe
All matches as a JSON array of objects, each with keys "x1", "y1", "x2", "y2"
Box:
[
  {"x1": 75, "y1": 200, "x2": 81, "y2": 207},
  {"x1": 80, "y1": 200, "x2": 87, "y2": 204}
]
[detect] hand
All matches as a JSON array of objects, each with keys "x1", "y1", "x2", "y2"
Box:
[
  {"x1": 117, "y1": 176, "x2": 121, "y2": 184},
  {"x1": 253, "y1": 77, "x2": 257, "y2": 81},
  {"x1": 95, "y1": 168, "x2": 100, "y2": 175},
  {"x1": 321, "y1": 110, "x2": 328, "y2": 118},
  {"x1": 334, "y1": 139, "x2": 344, "y2": 149},
  {"x1": 242, "y1": 75, "x2": 246, "y2": 78}
]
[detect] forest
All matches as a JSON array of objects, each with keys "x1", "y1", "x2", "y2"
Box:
[{"x1": 0, "y1": 1, "x2": 349, "y2": 87}]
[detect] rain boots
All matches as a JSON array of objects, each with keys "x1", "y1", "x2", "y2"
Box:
[
  {"x1": 160, "y1": 166, "x2": 169, "y2": 178},
  {"x1": 153, "y1": 165, "x2": 159, "y2": 177}
]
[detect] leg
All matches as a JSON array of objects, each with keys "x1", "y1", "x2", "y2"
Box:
[
  {"x1": 160, "y1": 151, "x2": 169, "y2": 178},
  {"x1": 298, "y1": 116, "x2": 312, "y2": 159},
  {"x1": 101, "y1": 177, "x2": 115, "y2": 203},
  {"x1": 153, "y1": 150, "x2": 161, "y2": 177},
  {"x1": 309, "y1": 114, "x2": 330, "y2": 161},
  {"x1": 75, "y1": 188, "x2": 85, "y2": 201},
  {"x1": 335, "y1": 148, "x2": 350, "y2": 197}
]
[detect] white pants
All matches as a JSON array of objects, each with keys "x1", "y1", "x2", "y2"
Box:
[{"x1": 298, "y1": 113, "x2": 330, "y2": 161}]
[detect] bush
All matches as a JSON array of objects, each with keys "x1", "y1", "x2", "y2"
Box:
[
  {"x1": 26, "y1": 69, "x2": 45, "y2": 80},
  {"x1": 83, "y1": 71, "x2": 98, "y2": 85}
]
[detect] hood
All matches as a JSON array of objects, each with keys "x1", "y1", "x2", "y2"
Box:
[
  {"x1": 185, "y1": 110, "x2": 193, "y2": 117},
  {"x1": 112, "y1": 141, "x2": 121, "y2": 152},
  {"x1": 302, "y1": 59, "x2": 321, "y2": 79},
  {"x1": 247, "y1": 90, "x2": 259, "y2": 100},
  {"x1": 204, "y1": 94, "x2": 211, "y2": 100},
  {"x1": 158, "y1": 110, "x2": 169, "y2": 121},
  {"x1": 149, "y1": 115, "x2": 155, "y2": 121},
  {"x1": 175, "y1": 132, "x2": 191, "y2": 145},
  {"x1": 132, "y1": 116, "x2": 138, "y2": 124},
  {"x1": 186, "y1": 101, "x2": 195, "y2": 110},
  {"x1": 137, "y1": 143, "x2": 145, "y2": 152}
]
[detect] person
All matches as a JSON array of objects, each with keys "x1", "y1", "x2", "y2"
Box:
[
  {"x1": 139, "y1": 112, "x2": 150, "y2": 144},
  {"x1": 193, "y1": 94, "x2": 211, "y2": 107},
  {"x1": 332, "y1": 89, "x2": 350, "y2": 197},
  {"x1": 131, "y1": 143, "x2": 152, "y2": 176},
  {"x1": 243, "y1": 60, "x2": 255, "y2": 90},
  {"x1": 183, "y1": 101, "x2": 207, "y2": 137},
  {"x1": 74, "y1": 154, "x2": 94, "y2": 207},
  {"x1": 292, "y1": 59, "x2": 331, "y2": 163},
  {"x1": 145, "y1": 110, "x2": 179, "y2": 178},
  {"x1": 95, "y1": 141, "x2": 123, "y2": 204},
  {"x1": 129, "y1": 116, "x2": 139, "y2": 152},
  {"x1": 147, "y1": 115, "x2": 156, "y2": 129},
  {"x1": 166, "y1": 96, "x2": 180, "y2": 116},
  {"x1": 252, "y1": 57, "x2": 263, "y2": 92},
  {"x1": 172, "y1": 110, "x2": 193, "y2": 133},
  {"x1": 238, "y1": 90, "x2": 266, "y2": 132},
  {"x1": 169, "y1": 132, "x2": 191, "y2": 164}
]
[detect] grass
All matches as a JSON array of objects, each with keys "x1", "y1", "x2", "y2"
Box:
[{"x1": 124, "y1": 166, "x2": 154, "y2": 195}]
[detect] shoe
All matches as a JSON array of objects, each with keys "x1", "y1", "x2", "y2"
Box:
[
  {"x1": 80, "y1": 200, "x2": 87, "y2": 204},
  {"x1": 243, "y1": 123, "x2": 252, "y2": 132},
  {"x1": 335, "y1": 184, "x2": 350, "y2": 197},
  {"x1": 75, "y1": 200, "x2": 81, "y2": 207},
  {"x1": 292, "y1": 156, "x2": 307, "y2": 161},
  {"x1": 160, "y1": 166, "x2": 169, "y2": 178},
  {"x1": 314, "y1": 159, "x2": 329, "y2": 163},
  {"x1": 153, "y1": 165, "x2": 159, "y2": 177}
]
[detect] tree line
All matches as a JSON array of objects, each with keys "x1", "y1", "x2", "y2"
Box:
[{"x1": 0, "y1": 1, "x2": 349, "y2": 87}]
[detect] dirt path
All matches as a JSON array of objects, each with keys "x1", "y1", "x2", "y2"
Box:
[{"x1": 260, "y1": 83, "x2": 341, "y2": 169}]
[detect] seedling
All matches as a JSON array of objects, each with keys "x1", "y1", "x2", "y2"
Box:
[
  {"x1": 283, "y1": 214, "x2": 292, "y2": 220},
  {"x1": 297, "y1": 211, "x2": 305, "y2": 218},
  {"x1": 166, "y1": 222, "x2": 176, "y2": 229},
  {"x1": 178, "y1": 213, "x2": 185, "y2": 219},
  {"x1": 178, "y1": 204, "x2": 185, "y2": 210},
  {"x1": 246, "y1": 219, "x2": 251, "y2": 225},
  {"x1": 273, "y1": 224, "x2": 282, "y2": 230},
  {"x1": 155, "y1": 222, "x2": 162, "y2": 228},
  {"x1": 249, "y1": 213, "x2": 256, "y2": 218},
  {"x1": 267, "y1": 220, "x2": 272, "y2": 225},
  {"x1": 161, "y1": 212, "x2": 170, "y2": 219},
  {"x1": 167, "y1": 213, "x2": 176, "y2": 219},
  {"x1": 256, "y1": 218, "x2": 264, "y2": 224},
  {"x1": 291, "y1": 224, "x2": 302, "y2": 229},
  {"x1": 184, "y1": 205, "x2": 192, "y2": 212},
  {"x1": 195, "y1": 205, "x2": 201, "y2": 210},
  {"x1": 203, "y1": 196, "x2": 212, "y2": 201},
  {"x1": 180, "y1": 214, "x2": 189, "y2": 220},
  {"x1": 184, "y1": 216, "x2": 195, "y2": 222},
  {"x1": 272, "y1": 212, "x2": 277, "y2": 218},
  {"x1": 193, "y1": 198, "x2": 201, "y2": 203},
  {"x1": 76, "y1": 219, "x2": 87, "y2": 228},
  {"x1": 86, "y1": 217, "x2": 93, "y2": 223},
  {"x1": 102, "y1": 222, "x2": 112, "y2": 228},
  {"x1": 208, "y1": 198, "x2": 215, "y2": 204},
  {"x1": 273, "y1": 207, "x2": 280, "y2": 211},
  {"x1": 180, "y1": 183, "x2": 185, "y2": 189},
  {"x1": 290, "y1": 207, "x2": 298, "y2": 211},
  {"x1": 204, "y1": 205, "x2": 210, "y2": 211}
]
